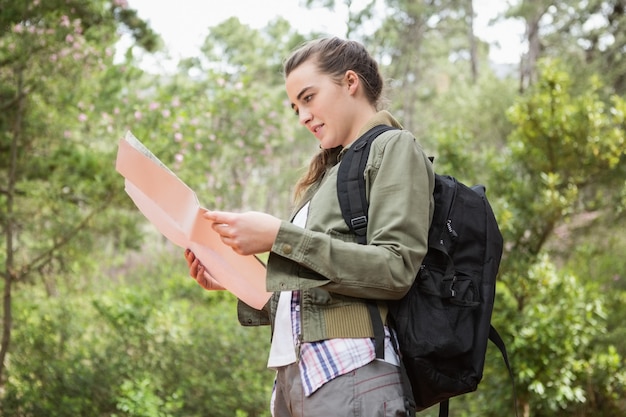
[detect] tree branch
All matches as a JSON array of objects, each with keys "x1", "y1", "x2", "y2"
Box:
[{"x1": 15, "y1": 192, "x2": 116, "y2": 281}]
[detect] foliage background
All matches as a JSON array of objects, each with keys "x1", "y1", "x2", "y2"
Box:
[{"x1": 0, "y1": 1, "x2": 624, "y2": 416}]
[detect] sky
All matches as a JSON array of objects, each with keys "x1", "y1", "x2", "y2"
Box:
[{"x1": 121, "y1": 0, "x2": 525, "y2": 71}]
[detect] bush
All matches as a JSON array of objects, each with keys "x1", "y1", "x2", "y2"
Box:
[{"x1": 2, "y1": 248, "x2": 273, "y2": 417}]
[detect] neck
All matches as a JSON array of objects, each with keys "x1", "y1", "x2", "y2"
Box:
[{"x1": 344, "y1": 105, "x2": 378, "y2": 147}]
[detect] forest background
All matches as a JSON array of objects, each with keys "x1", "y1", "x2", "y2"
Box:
[{"x1": 1, "y1": 0, "x2": 625, "y2": 416}]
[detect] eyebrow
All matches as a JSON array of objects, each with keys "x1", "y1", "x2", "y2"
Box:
[{"x1": 291, "y1": 86, "x2": 313, "y2": 110}]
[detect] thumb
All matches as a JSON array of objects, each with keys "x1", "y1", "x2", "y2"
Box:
[{"x1": 203, "y1": 210, "x2": 229, "y2": 224}]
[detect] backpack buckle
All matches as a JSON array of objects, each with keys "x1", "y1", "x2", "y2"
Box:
[{"x1": 350, "y1": 215, "x2": 368, "y2": 233}]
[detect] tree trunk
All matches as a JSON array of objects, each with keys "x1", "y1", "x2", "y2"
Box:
[
  {"x1": 468, "y1": 0, "x2": 479, "y2": 83},
  {"x1": 0, "y1": 68, "x2": 24, "y2": 387},
  {"x1": 519, "y1": 1, "x2": 546, "y2": 92}
]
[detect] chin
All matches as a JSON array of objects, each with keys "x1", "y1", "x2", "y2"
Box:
[{"x1": 319, "y1": 139, "x2": 339, "y2": 149}]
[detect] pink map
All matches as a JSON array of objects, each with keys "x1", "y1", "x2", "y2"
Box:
[{"x1": 116, "y1": 131, "x2": 271, "y2": 309}]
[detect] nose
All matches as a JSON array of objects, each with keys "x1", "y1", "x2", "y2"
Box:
[{"x1": 298, "y1": 107, "x2": 312, "y2": 126}]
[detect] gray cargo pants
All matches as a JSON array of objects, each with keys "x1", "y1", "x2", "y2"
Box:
[{"x1": 272, "y1": 359, "x2": 413, "y2": 417}]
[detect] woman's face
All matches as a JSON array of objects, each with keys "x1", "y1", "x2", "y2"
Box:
[{"x1": 285, "y1": 60, "x2": 361, "y2": 149}]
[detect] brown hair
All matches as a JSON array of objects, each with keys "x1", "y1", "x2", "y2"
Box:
[{"x1": 284, "y1": 37, "x2": 384, "y2": 202}]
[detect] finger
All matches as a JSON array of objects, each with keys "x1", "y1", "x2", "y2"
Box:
[
  {"x1": 220, "y1": 236, "x2": 245, "y2": 255},
  {"x1": 196, "y1": 263, "x2": 205, "y2": 280},
  {"x1": 197, "y1": 265, "x2": 213, "y2": 288},
  {"x1": 219, "y1": 233, "x2": 239, "y2": 249},
  {"x1": 189, "y1": 258, "x2": 201, "y2": 278},
  {"x1": 203, "y1": 210, "x2": 224, "y2": 222},
  {"x1": 211, "y1": 221, "x2": 232, "y2": 238},
  {"x1": 204, "y1": 210, "x2": 236, "y2": 226},
  {"x1": 202, "y1": 272, "x2": 214, "y2": 289}
]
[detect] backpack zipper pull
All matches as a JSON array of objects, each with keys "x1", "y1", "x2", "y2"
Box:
[
  {"x1": 449, "y1": 275, "x2": 457, "y2": 298},
  {"x1": 446, "y1": 219, "x2": 458, "y2": 238}
]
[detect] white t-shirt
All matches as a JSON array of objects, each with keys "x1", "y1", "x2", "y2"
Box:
[{"x1": 266, "y1": 202, "x2": 309, "y2": 368}]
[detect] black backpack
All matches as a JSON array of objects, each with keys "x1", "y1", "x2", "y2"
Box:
[{"x1": 337, "y1": 125, "x2": 514, "y2": 417}]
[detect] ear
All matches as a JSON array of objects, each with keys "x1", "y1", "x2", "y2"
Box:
[{"x1": 344, "y1": 70, "x2": 360, "y2": 95}]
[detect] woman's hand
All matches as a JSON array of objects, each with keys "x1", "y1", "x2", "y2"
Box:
[
  {"x1": 204, "y1": 210, "x2": 281, "y2": 256},
  {"x1": 184, "y1": 248, "x2": 226, "y2": 291}
]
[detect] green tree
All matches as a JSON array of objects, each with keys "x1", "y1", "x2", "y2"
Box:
[
  {"x1": 0, "y1": 0, "x2": 157, "y2": 385},
  {"x1": 499, "y1": 60, "x2": 625, "y2": 272},
  {"x1": 505, "y1": 0, "x2": 626, "y2": 95},
  {"x1": 491, "y1": 60, "x2": 626, "y2": 416},
  {"x1": 150, "y1": 17, "x2": 314, "y2": 218},
  {"x1": 506, "y1": 0, "x2": 553, "y2": 91}
]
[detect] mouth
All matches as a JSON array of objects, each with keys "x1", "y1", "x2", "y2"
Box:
[{"x1": 311, "y1": 123, "x2": 324, "y2": 138}]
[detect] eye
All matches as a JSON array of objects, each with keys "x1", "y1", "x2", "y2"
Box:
[{"x1": 303, "y1": 94, "x2": 313, "y2": 103}]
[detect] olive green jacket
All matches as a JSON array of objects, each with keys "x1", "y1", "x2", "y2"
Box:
[{"x1": 238, "y1": 111, "x2": 435, "y2": 343}]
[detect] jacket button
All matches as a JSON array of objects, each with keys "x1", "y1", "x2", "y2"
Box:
[{"x1": 282, "y1": 244, "x2": 292, "y2": 254}]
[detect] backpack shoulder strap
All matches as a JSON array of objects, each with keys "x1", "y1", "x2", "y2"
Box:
[
  {"x1": 489, "y1": 325, "x2": 519, "y2": 416},
  {"x1": 337, "y1": 124, "x2": 396, "y2": 359},
  {"x1": 337, "y1": 124, "x2": 396, "y2": 244}
]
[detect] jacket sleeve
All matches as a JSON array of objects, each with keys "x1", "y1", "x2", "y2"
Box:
[
  {"x1": 265, "y1": 130, "x2": 435, "y2": 300},
  {"x1": 237, "y1": 297, "x2": 271, "y2": 327}
]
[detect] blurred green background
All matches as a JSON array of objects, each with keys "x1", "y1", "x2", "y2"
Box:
[{"x1": 1, "y1": 1, "x2": 625, "y2": 416}]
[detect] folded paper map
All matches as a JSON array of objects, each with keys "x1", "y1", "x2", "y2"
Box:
[{"x1": 115, "y1": 131, "x2": 271, "y2": 309}]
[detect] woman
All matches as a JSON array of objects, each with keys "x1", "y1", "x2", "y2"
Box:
[{"x1": 184, "y1": 37, "x2": 434, "y2": 417}]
